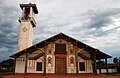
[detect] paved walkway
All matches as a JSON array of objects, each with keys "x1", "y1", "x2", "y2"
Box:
[{"x1": 2, "y1": 74, "x2": 120, "y2": 78}]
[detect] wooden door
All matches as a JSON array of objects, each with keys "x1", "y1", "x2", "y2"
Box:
[{"x1": 55, "y1": 58, "x2": 66, "y2": 74}]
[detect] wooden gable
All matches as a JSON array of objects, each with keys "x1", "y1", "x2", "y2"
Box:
[{"x1": 10, "y1": 32, "x2": 112, "y2": 60}]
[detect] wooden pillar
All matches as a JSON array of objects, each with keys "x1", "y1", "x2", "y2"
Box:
[
  {"x1": 25, "y1": 52, "x2": 28, "y2": 74},
  {"x1": 43, "y1": 46, "x2": 46, "y2": 76},
  {"x1": 90, "y1": 53, "x2": 94, "y2": 74},
  {"x1": 76, "y1": 53, "x2": 78, "y2": 75},
  {"x1": 13, "y1": 58, "x2": 16, "y2": 75},
  {"x1": 98, "y1": 59, "x2": 101, "y2": 74},
  {"x1": 105, "y1": 58, "x2": 109, "y2": 75},
  {"x1": 75, "y1": 42, "x2": 78, "y2": 75},
  {"x1": 94, "y1": 52, "x2": 97, "y2": 75}
]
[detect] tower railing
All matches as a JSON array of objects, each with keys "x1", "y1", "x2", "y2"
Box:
[{"x1": 19, "y1": 17, "x2": 36, "y2": 27}]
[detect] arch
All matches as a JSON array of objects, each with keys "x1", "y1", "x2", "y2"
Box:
[{"x1": 36, "y1": 48, "x2": 44, "y2": 54}]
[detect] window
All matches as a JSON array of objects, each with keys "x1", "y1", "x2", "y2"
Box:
[
  {"x1": 70, "y1": 57, "x2": 74, "y2": 64},
  {"x1": 79, "y1": 62, "x2": 85, "y2": 71},
  {"x1": 36, "y1": 62, "x2": 42, "y2": 71}
]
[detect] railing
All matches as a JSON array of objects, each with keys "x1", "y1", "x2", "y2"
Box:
[{"x1": 19, "y1": 17, "x2": 36, "y2": 26}]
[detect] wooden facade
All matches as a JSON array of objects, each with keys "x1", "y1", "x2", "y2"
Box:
[{"x1": 11, "y1": 33, "x2": 112, "y2": 75}]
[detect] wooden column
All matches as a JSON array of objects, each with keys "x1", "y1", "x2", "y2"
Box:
[
  {"x1": 13, "y1": 58, "x2": 16, "y2": 75},
  {"x1": 105, "y1": 58, "x2": 108, "y2": 75},
  {"x1": 75, "y1": 42, "x2": 78, "y2": 75},
  {"x1": 76, "y1": 53, "x2": 78, "y2": 75},
  {"x1": 98, "y1": 59, "x2": 101, "y2": 74},
  {"x1": 25, "y1": 52, "x2": 28, "y2": 74},
  {"x1": 90, "y1": 53, "x2": 94, "y2": 74},
  {"x1": 43, "y1": 46, "x2": 46, "y2": 76},
  {"x1": 94, "y1": 52, "x2": 97, "y2": 75}
]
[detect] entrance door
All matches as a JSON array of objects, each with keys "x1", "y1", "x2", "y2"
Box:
[{"x1": 55, "y1": 58, "x2": 66, "y2": 74}]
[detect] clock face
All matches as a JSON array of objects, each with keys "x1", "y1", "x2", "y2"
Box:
[{"x1": 22, "y1": 27, "x2": 27, "y2": 32}]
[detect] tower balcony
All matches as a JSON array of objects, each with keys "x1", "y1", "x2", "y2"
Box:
[{"x1": 19, "y1": 17, "x2": 36, "y2": 27}]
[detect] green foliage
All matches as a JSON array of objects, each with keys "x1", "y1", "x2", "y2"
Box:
[
  {"x1": 0, "y1": 59, "x2": 15, "y2": 72},
  {"x1": 113, "y1": 57, "x2": 120, "y2": 73},
  {"x1": 113, "y1": 57, "x2": 119, "y2": 64}
]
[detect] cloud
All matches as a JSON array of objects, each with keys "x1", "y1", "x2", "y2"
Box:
[
  {"x1": 68, "y1": 8, "x2": 120, "y2": 58},
  {"x1": 32, "y1": 1, "x2": 120, "y2": 60},
  {"x1": 0, "y1": 0, "x2": 120, "y2": 62},
  {"x1": 70, "y1": 8, "x2": 120, "y2": 36},
  {"x1": 0, "y1": 0, "x2": 20, "y2": 61}
]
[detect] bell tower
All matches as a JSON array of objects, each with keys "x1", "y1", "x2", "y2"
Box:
[{"x1": 17, "y1": 3, "x2": 38, "y2": 52}]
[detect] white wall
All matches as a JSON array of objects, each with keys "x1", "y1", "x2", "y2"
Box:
[
  {"x1": 15, "y1": 58, "x2": 25, "y2": 73},
  {"x1": 67, "y1": 67, "x2": 76, "y2": 73},
  {"x1": 46, "y1": 67, "x2": 55, "y2": 73},
  {"x1": 78, "y1": 57, "x2": 93, "y2": 73},
  {"x1": 46, "y1": 55, "x2": 55, "y2": 73},
  {"x1": 27, "y1": 57, "x2": 44, "y2": 73}
]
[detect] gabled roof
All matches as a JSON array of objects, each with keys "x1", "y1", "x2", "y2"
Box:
[{"x1": 10, "y1": 32, "x2": 112, "y2": 60}]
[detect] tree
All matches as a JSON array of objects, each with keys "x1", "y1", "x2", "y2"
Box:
[
  {"x1": 113, "y1": 57, "x2": 118, "y2": 64},
  {"x1": 113, "y1": 57, "x2": 120, "y2": 73},
  {"x1": 0, "y1": 59, "x2": 15, "y2": 72},
  {"x1": 119, "y1": 57, "x2": 120, "y2": 62}
]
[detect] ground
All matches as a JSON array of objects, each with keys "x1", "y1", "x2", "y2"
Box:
[{"x1": 2, "y1": 74, "x2": 120, "y2": 78}]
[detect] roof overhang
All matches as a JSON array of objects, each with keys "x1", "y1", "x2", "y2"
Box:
[{"x1": 20, "y1": 3, "x2": 38, "y2": 14}]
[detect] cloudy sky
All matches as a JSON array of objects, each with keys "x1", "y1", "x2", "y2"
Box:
[{"x1": 0, "y1": 0, "x2": 120, "y2": 62}]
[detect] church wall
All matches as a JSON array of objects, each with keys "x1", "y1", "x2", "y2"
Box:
[
  {"x1": 44, "y1": 39, "x2": 93, "y2": 74},
  {"x1": 27, "y1": 57, "x2": 44, "y2": 73},
  {"x1": 67, "y1": 42, "x2": 76, "y2": 73},
  {"x1": 15, "y1": 39, "x2": 93, "y2": 74},
  {"x1": 27, "y1": 60, "x2": 35, "y2": 73},
  {"x1": 46, "y1": 43, "x2": 55, "y2": 73},
  {"x1": 54, "y1": 39, "x2": 76, "y2": 73},
  {"x1": 15, "y1": 55, "x2": 26, "y2": 73},
  {"x1": 78, "y1": 57, "x2": 93, "y2": 73},
  {"x1": 67, "y1": 54, "x2": 76, "y2": 73}
]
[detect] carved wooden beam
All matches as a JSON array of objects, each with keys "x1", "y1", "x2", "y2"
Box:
[{"x1": 77, "y1": 48, "x2": 84, "y2": 53}]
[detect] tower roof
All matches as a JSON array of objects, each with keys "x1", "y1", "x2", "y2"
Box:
[{"x1": 20, "y1": 3, "x2": 38, "y2": 14}]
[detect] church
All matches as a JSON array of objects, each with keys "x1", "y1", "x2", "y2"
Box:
[{"x1": 11, "y1": 3, "x2": 111, "y2": 75}]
